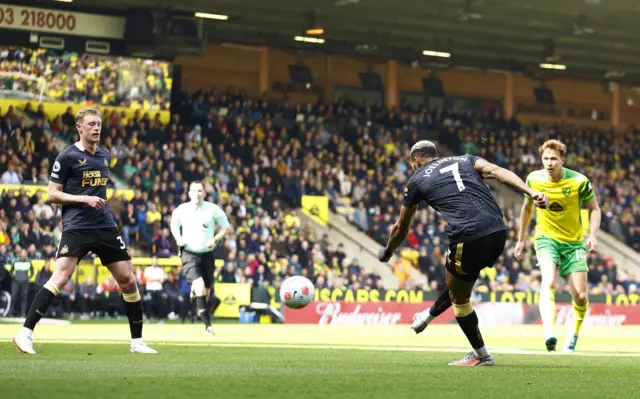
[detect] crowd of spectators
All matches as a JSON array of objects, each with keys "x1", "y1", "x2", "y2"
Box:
[
  {"x1": 1, "y1": 47, "x2": 171, "y2": 110},
  {"x1": 1, "y1": 83, "x2": 639, "y2": 319}
]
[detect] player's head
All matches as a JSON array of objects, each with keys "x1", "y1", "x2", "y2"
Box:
[
  {"x1": 75, "y1": 108, "x2": 102, "y2": 145},
  {"x1": 409, "y1": 140, "x2": 438, "y2": 170},
  {"x1": 188, "y1": 180, "x2": 205, "y2": 205},
  {"x1": 539, "y1": 139, "x2": 566, "y2": 176}
]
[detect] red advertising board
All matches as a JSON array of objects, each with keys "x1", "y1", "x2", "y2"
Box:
[{"x1": 283, "y1": 301, "x2": 640, "y2": 326}]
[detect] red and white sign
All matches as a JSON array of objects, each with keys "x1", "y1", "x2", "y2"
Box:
[
  {"x1": 284, "y1": 301, "x2": 640, "y2": 326},
  {"x1": 536, "y1": 304, "x2": 640, "y2": 327},
  {"x1": 284, "y1": 301, "x2": 452, "y2": 326},
  {"x1": 0, "y1": 5, "x2": 125, "y2": 39}
]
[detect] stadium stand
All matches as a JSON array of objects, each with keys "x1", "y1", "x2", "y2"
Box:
[{"x1": 1, "y1": 49, "x2": 638, "y2": 319}]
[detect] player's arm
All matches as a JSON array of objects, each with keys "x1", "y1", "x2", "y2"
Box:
[
  {"x1": 48, "y1": 154, "x2": 104, "y2": 209},
  {"x1": 515, "y1": 194, "x2": 535, "y2": 260},
  {"x1": 582, "y1": 181, "x2": 601, "y2": 253},
  {"x1": 382, "y1": 204, "x2": 418, "y2": 260},
  {"x1": 208, "y1": 206, "x2": 231, "y2": 248},
  {"x1": 379, "y1": 180, "x2": 419, "y2": 262},
  {"x1": 169, "y1": 207, "x2": 184, "y2": 247},
  {"x1": 473, "y1": 158, "x2": 548, "y2": 208}
]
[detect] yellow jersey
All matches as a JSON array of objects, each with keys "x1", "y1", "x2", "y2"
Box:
[{"x1": 525, "y1": 168, "x2": 595, "y2": 243}]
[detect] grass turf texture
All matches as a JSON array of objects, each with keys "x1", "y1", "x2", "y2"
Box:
[{"x1": 1, "y1": 324, "x2": 638, "y2": 399}]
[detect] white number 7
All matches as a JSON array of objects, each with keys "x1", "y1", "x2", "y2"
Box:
[
  {"x1": 116, "y1": 235, "x2": 126, "y2": 249},
  {"x1": 440, "y1": 162, "x2": 466, "y2": 191}
]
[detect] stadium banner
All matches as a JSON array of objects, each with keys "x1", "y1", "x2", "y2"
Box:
[
  {"x1": 284, "y1": 301, "x2": 640, "y2": 326},
  {"x1": 301, "y1": 195, "x2": 329, "y2": 226},
  {"x1": 0, "y1": 4, "x2": 125, "y2": 39},
  {"x1": 313, "y1": 288, "x2": 639, "y2": 305},
  {"x1": 214, "y1": 283, "x2": 251, "y2": 318},
  {"x1": 0, "y1": 99, "x2": 170, "y2": 125},
  {"x1": 0, "y1": 183, "x2": 134, "y2": 201}
]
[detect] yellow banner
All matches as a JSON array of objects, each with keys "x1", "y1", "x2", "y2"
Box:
[
  {"x1": 302, "y1": 195, "x2": 329, "y2": 226},
  {"x1": 214, "y1": 283, "x2": 251, "y2": 318},
  {"x1": 0, "y1": 184, "x2": 134, "y2": 202},
  {"x1": 0, "y1": 99, "x2": 170, "y2": 125}
]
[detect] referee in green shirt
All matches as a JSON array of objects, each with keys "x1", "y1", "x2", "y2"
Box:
[{"x1": 170, "y1": 181, "x2": 230, "y2": 334}]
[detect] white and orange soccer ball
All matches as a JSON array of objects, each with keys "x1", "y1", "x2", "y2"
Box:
[{"x1": 280, "y1": 276, "x2": 315, "y2": 309}]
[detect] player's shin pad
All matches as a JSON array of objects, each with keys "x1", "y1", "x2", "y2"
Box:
[
  {"x1": 453, "y1": 302, "x2": 473, "y2": 317},
  {"x1": 123, "y1": 290, "x2": 141, "y2": 303},
  {"x1": 44, "y1": 281, "x2": 60, "y2": 296}
]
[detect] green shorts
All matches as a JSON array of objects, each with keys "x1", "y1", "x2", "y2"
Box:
[{"x1": 534, "y1": 237, "x2": 588, "y2": 277}]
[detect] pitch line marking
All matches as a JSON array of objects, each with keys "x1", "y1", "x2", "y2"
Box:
[{"x1": 15, "y1": 339, "x2": 640, "y2": 358}]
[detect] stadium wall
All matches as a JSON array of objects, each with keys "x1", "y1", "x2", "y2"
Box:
[{"x1": 174, "y1": 43, "x2": 640, "y2": 128}]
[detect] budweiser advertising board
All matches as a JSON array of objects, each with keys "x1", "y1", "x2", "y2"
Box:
[{"x1": 283, "y1": 301, "x2": 640, "y2": 326}]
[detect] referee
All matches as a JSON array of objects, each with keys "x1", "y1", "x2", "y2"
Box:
[{"x1": 170, "y1": 181, "x2": 230, "y2": 334}]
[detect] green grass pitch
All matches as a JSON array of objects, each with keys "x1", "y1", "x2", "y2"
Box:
[{"x1": 1, "y1": 322, "x2": 638, "y2": 399}]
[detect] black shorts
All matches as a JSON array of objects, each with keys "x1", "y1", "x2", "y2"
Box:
[
  {"x1": 56, "y1": 227, "x2": 131, "y2": 265},
  {"x1": 445, "y1": 229, "x2": 507, "y2": 282},
  {"x1": 181, "y1": 250, "x2": 215, "y2": 289}
]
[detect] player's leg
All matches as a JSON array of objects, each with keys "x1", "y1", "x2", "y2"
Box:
[
  {"x1": 13, "y1": 230, "x2": 86, "y2": 355},
  {"x1": 13, "y1": 256, "x2": 78, "y2": 354},
  {"x1": 561, "y1": 244, "x2": 589, "y2": 353},
  {"x1": 105, "y1": 260, "x2": 156, "y2": 353},
  {"x1": 97, "y1": 228, "x2": 157, "y2": 354},
  {"x1": 534, "y1": 238, "x2": 560, "y2": 351},
  {"x1": 182, "y1": 251, "x2": 214, "y2": 333},
  {"x1": 411, "y1": 286, "x2": 452, "y2": 333},
  {"x1": 446, "y1": 270, "x2": 493, "y2": 366}
]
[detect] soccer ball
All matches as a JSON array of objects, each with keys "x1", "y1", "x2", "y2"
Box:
[{"x1": 280, "y1": 276, "x2": 315, "y2": 309}]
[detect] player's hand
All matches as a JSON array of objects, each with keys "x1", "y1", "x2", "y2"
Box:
[
  {"x1": 586, "y1": 235, "x2": 598, "y2": 254},
  {"x1": 514, "y1": 240, "x2": 526, "y2": 261},
  {"x1": 84, "y1": 196, "x2": 106, "y2": 210},
  {"x1": 531, "y1": 192, "x2": 549, "y2": 209},
  {"x1": 378, "y1": 247, "x2": 392, "y2": 263},
  {"x1": 206, "y1": 238, "x2": 217, "y2": 249}
]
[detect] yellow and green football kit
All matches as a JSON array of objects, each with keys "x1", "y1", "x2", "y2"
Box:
[{"x1": 525, "y1": 168, "x2": 595, "y2": 277}]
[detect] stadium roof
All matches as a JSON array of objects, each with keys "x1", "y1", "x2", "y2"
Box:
[{"x1": 61, "y1": 0, "x2": 640, "y2": 83}]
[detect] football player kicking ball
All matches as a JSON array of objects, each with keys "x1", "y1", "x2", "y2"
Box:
[
  {"x1": 13, "y1": 108, "x2": 156, "y2": 355},
  {"x1": 515, "y1": 139, "x2": 601, "y2": 353},
  {"x1": 378, "y1": 141, "x2": 548, "y2": 366}
]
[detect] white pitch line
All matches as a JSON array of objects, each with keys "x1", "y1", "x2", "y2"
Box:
[{"x1": 16, "y1": 339, "x2": 640, "y2": 358}]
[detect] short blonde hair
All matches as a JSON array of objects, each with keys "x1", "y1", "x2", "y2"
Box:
[
  {"x1": 539, "y1": 139, "x2": 566, "y2": 157},
  {"x1": 75, "y1": 108, "x2": 101, "y2": 124}
]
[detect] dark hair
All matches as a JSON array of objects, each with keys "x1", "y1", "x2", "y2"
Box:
[{"x1": 410, "y1": 140, "x2": 438, "y2": 159}]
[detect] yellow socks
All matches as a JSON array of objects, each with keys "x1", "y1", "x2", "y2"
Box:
[{"x1": 572, "y1": 300, "x2": 588, "y2": 335}]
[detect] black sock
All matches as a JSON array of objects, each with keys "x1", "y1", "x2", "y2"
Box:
[
  {"x1": 124, "y1": 300, "x2": 144, "y2": 339},
  {"x1": 23, "y1": 287, "x2": 56, "y2": 330},
  {"x1": 209, "y1": 296, "x2": 221, "y2": 314},
  {"x1": 455, "y1": 310, "x2": 485, "y2": 349},
  {"x1": 429, "y1": 289, "x2": 453, "y2": 318},
  {"x1": 196, "y1": 296, "x2": 211, "y2": 328}
]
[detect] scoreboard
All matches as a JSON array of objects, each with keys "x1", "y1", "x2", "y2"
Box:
[{"x1": 0, "y1": 4, "x2": 125, "y2": 40}]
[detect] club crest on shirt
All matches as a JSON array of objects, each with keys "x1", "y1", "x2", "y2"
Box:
[
  {"x1": 562, "y1": 187, "x2": 571, "y2": 197},
  {"x1": 104, "y1": 158, "x2": 109, "y2": 167}
]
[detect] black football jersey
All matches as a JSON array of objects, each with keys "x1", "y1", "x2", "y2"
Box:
[
  {"x1": 403, "y1": 154, "x2": 506, "y2": 243},
  {"x1": 50, "y1": 143, "x2": 116, "y2": 230}
]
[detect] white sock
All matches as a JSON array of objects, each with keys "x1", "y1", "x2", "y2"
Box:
[
  {"x1": 474, "y1": 346, "x2": 490, "y2": 359},
  {"x1": 131, "y1": 338, "x2": 143, "y2": 346},
  {"x1": 539, "y1": 288, "x2": 556, "y2": 339},
  {"x1": 420, "y1": 308, "x2": 435, "y2": 323},
  {"x1": 20, "y1": 327, "x2": 33, "y2": 337}
]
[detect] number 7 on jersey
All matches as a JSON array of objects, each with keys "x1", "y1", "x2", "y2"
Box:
[{"x1": 440, "y1": 162, "x2": 466, "y2": 191}]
